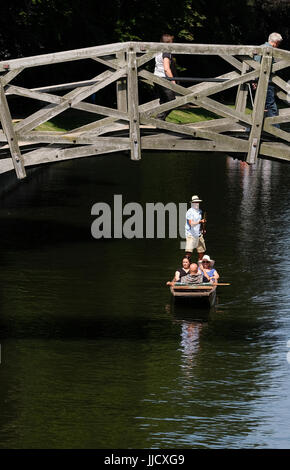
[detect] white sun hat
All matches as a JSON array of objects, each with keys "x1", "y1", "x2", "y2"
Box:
[
  {"x1": 190, "y1": 195, "x2": 202, "y2": 203},
  {"x1": 200, "y1": 254, "x2": 215, "y2": 267}
]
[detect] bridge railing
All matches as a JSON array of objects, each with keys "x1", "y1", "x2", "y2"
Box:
[{"x1": 0, "y1": 41, "x2": 289, "y2": 179}]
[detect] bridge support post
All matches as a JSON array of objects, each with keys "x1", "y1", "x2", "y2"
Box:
[
  {"x1": 246, "y1": 50, "x2": 273, "y2": 164},
  {"x1": 0, "y1": 82, "x2": 26, "y2": 179},
  {"x1": 127, "y1": 49, "x2": 141, "y2": 160},
  {"x1": 235, "y1": 61, "x2": 249, "y2": 113},
  {"x1": 116, "y1": 52, "x2": 127, "y2": 112}
]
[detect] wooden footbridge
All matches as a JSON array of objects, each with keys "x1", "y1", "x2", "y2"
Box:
[{"x1": 0, "y1": 41, "x2": 290, "y2": 180}]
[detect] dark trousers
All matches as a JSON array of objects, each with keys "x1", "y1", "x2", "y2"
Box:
[
  {"x1": 266, "y1": 85, "x2": 278, "y2": 117},
  {"x1": 154, "y1": 83, "x2": 176, "y2": 120},
  {"x1": 265, "y1": 85, "x2": 279, "y2": 128}
]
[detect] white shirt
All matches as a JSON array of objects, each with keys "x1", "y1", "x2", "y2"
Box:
[
  {"x1": 185, "y1": 207, "x2": 202, "y2": 237},
  {"x1": 154, "y1": 53, "x2": 166, "y2": 77}
]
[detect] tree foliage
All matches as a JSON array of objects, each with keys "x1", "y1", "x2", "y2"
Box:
[
  {"x1": 0, "y1": 0, "x2": 289, "y2": 61},
  {"x1": 0, "y1": 0, "x2": 288, "y2": 82}
]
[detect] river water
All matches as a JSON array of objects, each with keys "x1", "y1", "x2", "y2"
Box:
[{"x1": 0, "y1": 151, "x2": 290, "y2": 449}]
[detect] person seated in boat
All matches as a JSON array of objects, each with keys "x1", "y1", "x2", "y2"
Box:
[
  {"x1": 180, "y1": 263, "x2": 203, "y2": 285},
  {"x1": 198, "y1": 254, "x2": 219, "y2": 283},
  {"x1": 166, "y1": 257, "x2": 190, "y2": 286}
]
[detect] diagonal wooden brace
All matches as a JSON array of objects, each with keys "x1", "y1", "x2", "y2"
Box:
[{"x1": 0, "y1": 82, "x2": 26, "y2": 179}]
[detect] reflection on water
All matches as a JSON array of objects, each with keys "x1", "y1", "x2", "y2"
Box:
[
  {"x1": 179, "y1": 321, "x2": 203, "y2": 371},
  {"x1": 170, "y1": 302, "x2": 207, "y2": 371},
  {"x1": 0, "y1": 153, "x2": 290, "y2": 448}
]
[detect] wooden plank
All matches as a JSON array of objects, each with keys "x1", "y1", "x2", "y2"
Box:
[
  {"x1": 189, "y1": 68, "x2": 259, "y2": 99},
  {"x1": 7, "y1": 84, "x2": 62, "y2": 104},
  {"x1": 140, "y1": 116, "x2": 248, "y2": 151},
  {"x1": 264, "y1": 108, "x2": 290, "y2": 125},
  {"x1": 20, "y1": 132, "x2": 130, "y2": 145},
  {"x1": 13, "y1": 71, "x2": 114, "y2": 133},
  {"x1": 219, "y1": 55, "x2": 243, "y2": 71},
  {"x1": 5, "y1": 78, "x2": 105, "y2": 95},
  {"x1": 117, "y1": 77, "x2": 128, "y2": 112},
  {"x1": 7, "y1": 84, "x2": 129, "y2": 122},
  {"x1": 65, "y1": 116, "x2": 120, "y2": 135},
  {"x1": 0, "y1": 42, "x2": 128, "y2": 71},
  {"x1": 15, "y1": 68, "x2": 126, "y2": 134},
  {"x1": 276, "y1": 90, "x2": 288, "y2": 103},
  {"x1": 1, "y1": 41, "x2": 287, "y2": 72},
  {"x1": 127, "y1": 50, "x2": 141, "y2": 160},
  {"x1": 196, "y1": 96, "x2": 251, "y2": 126},
  {"x1": 138, "y1": 69, "x2": 189, "y2": 97},
  {"x1": 263, "y1": 122, "x2": 290, "y2": 142},
  {"x1": 0, "y1": 129, "x2": 8, "y2": 142},
  {"x1": 172, "y1": 285, "x2": 214, "y2": 290},
  {"x1": 272, "y1": 48, "x2": 290, "y2": 62},
  {"x1": 235, "y1": 61, "x2": 250, "y2": 113},
  {"x1": 272, "y1": 60, "x2": 290, "y2": 73},
  {"x1": 138, "y1": 99, "x2": 160, "y2": 113},
  {"x1": 139, "y1": 67, "x2": 257, "y2": 104},
  {"x1": 271, "y1": 75, "x2": 290, "y2": 93},
  {"x1": 116, "y1": 53, "x2": 127, "y2": 113},
  {"x1": 93, "y1": 56, "x2": 119, "y2": 70},
  {"x1": 141, "y1": 138, "x2": 246, "y2": 152},
  {"x1": 246, "y1": 51, "x2": 273, "y2": 164},
  {"x1": 139, "y1": 69, "x2": 256, "y2": 122},
  {"x1": 188, "y1": 119, "x2": 245, "y2": 132},
  {"x1": 136, "y1": 52, "x2": 155, "y2": 68},
  {"x1": 68, "y1": 68, "x2": 127, "y2": 107},
  {"x1": 0, "y1": 83, "x2": 26, "y2": 179},
  {"x1": 139, "y1": 68, "x2": 248, "y2": 103},
  {"x1": 131, "y1": 42, "x2": 266, "y2": 56},
  {"x1": 22, "y1": 142, "x2": 130, "y2": 166},
  {"x1": 0, "y1": 158, "x2": 14, "y2": 175},
  {"x1": 264, "y1": 108, "x2": 290, "y2": 124},
  {"x1": 88, "y1": 122, "x2": 128, "y2": 136},
  {"x1": 73, "y1": 101, "x2": 129, "y2": 120},
  {"x1": 0, "y1": 68, "x2": 24, "y2": 86},
  {"x1": 260, "y1": 142, "x2": 290, "y2": 162},
  {"x1": 138, "y1": 70, "x2": 239, "y2": 116},
  {"x1": 242, "y1": 58, "x2": 260, "y2": 70}
]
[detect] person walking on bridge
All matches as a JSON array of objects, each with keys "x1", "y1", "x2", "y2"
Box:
[
  {"x1": 154, "y1": 33, "x2": 177, "y2": 120},
  {"x1": 254, "y1": 32, "x2": 283, "y2": 122}
]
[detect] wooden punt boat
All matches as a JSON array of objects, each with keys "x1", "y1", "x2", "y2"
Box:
[{"x1": 170, "y1": 282, "x2": 217, "y2": 307}]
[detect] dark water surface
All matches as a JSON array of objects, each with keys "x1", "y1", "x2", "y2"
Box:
[{"x1": 0, "y1": 152, "x2": 290, "y2": 449}]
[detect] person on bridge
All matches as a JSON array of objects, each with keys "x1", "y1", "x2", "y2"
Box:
[
  {"x1": 154, "y1": 33, "x2": 177, "y2": 120},
  {"x1": 185, "y1": 195, "x2": 206, "y2": 262},
  {"x1": 253, "y1": 32, "x2": 283, "y2": 123}
]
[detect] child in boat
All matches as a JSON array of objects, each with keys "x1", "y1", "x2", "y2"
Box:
[{"x1": 198, "y1": 255, "x2": 219, "y2": 283}]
